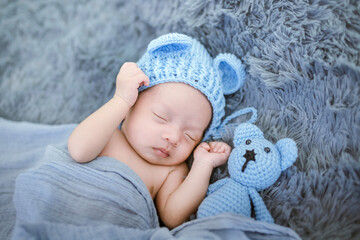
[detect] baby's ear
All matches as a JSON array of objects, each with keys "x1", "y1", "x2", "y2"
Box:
[
  {"x1": 214, "y1": 53, "x2": 246, "y2": 95},
  {"x1": 147, "y1": 33, "x2": 192, "y2": 54},
  {"x1": 276, "y1": 138, "x2": 298, "y2": 171},
  {"x1": 233, "y1": 123, "x2": 264, "y2": 146}
]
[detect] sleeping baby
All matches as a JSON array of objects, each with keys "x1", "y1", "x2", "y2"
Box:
[{"x1": 68, "y1": 33, "x2": 246, "y2": 229}]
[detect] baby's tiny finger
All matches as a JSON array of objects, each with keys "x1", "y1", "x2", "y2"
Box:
[
  {"x1": 144, "y1": 76, "x2": 150, "y2": 86},
  {"x1": 218, "y1": 145, "x2": 225, "y2": 153},
  {"x1": 213, "y1": 146, "x2": 220, "y2": 153},
  {"x1": 200, "y1": 142, "x2": 211, "y2": 151}
]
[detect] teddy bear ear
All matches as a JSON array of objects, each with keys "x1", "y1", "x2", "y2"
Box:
[
  {"x1": 233, "y1": 123, "x2": 264, "y2": 146},
  {"x1": 276, "y1": 138, "x2": 298, "y2": 171},
  {"x1": 214, "y1": 53, "x2": 246, "y2": 95},
  {"x1": 147, "y1": 33, "x2": 192, "y2": 55}
]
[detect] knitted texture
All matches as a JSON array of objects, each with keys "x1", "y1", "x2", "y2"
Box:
[
  {"x1": 197, "y1": 123, "x2": 298, "y2": 222},
  {"x1": 137, "y1": 33, "x2": 246, "y2": 140}
]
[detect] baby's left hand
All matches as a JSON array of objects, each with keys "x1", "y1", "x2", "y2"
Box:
[{"x1": 193, "y1": 142, "x2": 232, "y2": 168}]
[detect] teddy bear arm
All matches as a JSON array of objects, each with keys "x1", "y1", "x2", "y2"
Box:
[
  {"x1": 207, "y1": 178, "x2": 229, "y2": 195},
  {"x1": 248, "y1": 188, "x2": 274, "y2": 223}
]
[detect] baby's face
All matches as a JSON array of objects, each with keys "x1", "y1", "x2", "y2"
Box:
[{"x1": 122, "y1": 82, "x2": 212, "y2": 166}]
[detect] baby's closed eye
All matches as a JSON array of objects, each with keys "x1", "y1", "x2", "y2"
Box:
[
  {"x1": 184, "y1": 133, "x2": 196, "y2": 142},
  {"x1": 153, "y1": 111, "x2": 167, "y2": 123}
]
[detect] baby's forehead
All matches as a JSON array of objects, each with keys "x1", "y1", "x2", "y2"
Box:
[
  {"x1": 141, "y1": 81, "x2": 211, "y2": 105},
  {"x1": 141, "y1": 82, "x2": 209, "y2": 103},
  {"x1": 139, "y1": 82, "x2": 212, "y2": 126}
]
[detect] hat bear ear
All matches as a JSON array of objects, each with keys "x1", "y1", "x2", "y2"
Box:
[
  {"x1": 233, "y1": 123, "x2": 264, "y2": 147},
  {"x1": 276, "y1": 138, "x2": 298, "y2": 171},
  {"x1": 214, "y1": 53, "x2": 246, "y2": 95},
  {"x1": 147, "y1": 33, "x2": 192, "y2": 54}
]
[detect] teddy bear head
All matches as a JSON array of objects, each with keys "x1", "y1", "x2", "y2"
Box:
[{"x1": 228, "y1": 123, "x2": 298, "y2": 191}]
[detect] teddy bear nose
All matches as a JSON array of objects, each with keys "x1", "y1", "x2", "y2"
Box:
[{"x1": 242, "y1": 149, "x2": 256, "y2": 172}]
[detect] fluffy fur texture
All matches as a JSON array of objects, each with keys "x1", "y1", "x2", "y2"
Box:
[{"x1": 0, "y1": 0, "x2": 359, "y2": 239}]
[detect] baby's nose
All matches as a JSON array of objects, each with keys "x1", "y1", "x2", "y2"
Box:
[{"x1": 163, "y1": 127, "x2": 181, "y2": 147}]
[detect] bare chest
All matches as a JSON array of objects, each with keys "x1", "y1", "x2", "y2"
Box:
[{"x1": 99, "y1": 129, "x2": 169, "y2": 199}]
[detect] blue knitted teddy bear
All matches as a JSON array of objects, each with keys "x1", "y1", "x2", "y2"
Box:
[{"x1": 197, "y1": 123, "x2": 298, "y2": 223}]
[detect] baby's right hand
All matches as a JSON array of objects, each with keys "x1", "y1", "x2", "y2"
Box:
[{"x1": 114, "y1": 62, "x2": 150, "y2": 107}]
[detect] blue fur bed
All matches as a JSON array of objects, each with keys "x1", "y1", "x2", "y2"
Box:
[{"x1": 0, "y1": 0, "x2": 359, "y2": 239}]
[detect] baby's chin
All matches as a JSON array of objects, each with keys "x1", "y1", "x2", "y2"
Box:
[{"x1": 143, "y1": 152, "x2": 187, "y2": 166}]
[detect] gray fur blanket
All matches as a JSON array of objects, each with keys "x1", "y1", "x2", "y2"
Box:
[{"x1": 0, "y1": 0, "x2": 359, "y2": 239}]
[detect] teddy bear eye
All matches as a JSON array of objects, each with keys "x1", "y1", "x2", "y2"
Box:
[
  {"x1": 264, "y1": 147, "x2": 270, "y2": 153},
  {"x1": 245, "y1": 140, "x2": 251, "y2": 145}
]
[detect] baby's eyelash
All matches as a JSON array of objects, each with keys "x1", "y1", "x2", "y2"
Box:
[
  {"x1": 153, "y1": 112, "x2": 167, "y2": 122},
  {"x1": 185, "y1": 133, "x2": 196, "y2": 141}
]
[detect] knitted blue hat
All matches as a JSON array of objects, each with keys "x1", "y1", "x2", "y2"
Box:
[{"x1": 137, "y1": 33, "x2": 248, "y2": 140}]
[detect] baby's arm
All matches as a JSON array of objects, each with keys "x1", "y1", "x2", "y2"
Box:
[
  {"x1": 68, "y1": 62, "x2": 149, "y2": 163},
  {"x1": 156, "y1": 142, "x2": 231, "y2": 229}
]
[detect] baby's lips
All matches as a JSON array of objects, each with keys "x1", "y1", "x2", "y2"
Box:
[{"x1": 153, "y1": 148, "x2": 170, "y2": 158}]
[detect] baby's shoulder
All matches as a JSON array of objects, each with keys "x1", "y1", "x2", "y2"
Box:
[
  {"x1": 168, "y1": 162, "x2": 189, "y2": 177},
  {"x1": 155, "y1": 162, "x2": 189, "y2": 199},
  {"x1": 160, "y1": 162, "x2": 189, "y2": 188}
]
